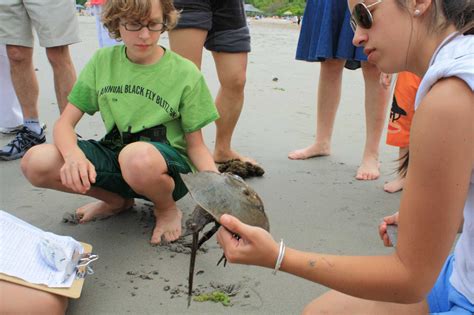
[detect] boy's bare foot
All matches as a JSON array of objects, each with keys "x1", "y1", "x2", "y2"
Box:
[
  {"x1": 288, "y1": 143, "x2": 330, "y2": 160},
  {"x1": 150, "y1": 207, "x2": 182, "y2": 244},
  {"x1": 384, "y1": 177, "x2": 405, "y2": 193},
  {"x1": 355, "y1": 156, "x2": 380, "y2": 180},
  {"x1": 76, "y1": 199, "x2": 134, "y2": 223},
  {"x1": 214, "y1": 149, "x2": 257, "y2": 165}
]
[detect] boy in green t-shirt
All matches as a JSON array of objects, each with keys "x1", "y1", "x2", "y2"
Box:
[{"x1": 21, "y1": 0, "x2": 219, "y2": 244}]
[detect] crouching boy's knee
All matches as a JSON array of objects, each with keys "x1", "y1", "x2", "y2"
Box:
[{"x1": 21, "y1": 144, "x2": 61, "y2": 187}]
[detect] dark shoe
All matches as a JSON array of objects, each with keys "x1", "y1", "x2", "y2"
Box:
[
  {"x1": 0, "y1": 127, "x2": 46, "y2": 161},
  {"x1": 0, "y1": 125, "x2": 24, "y2": 135},
  {"x1": 0, "y1": 123, "x2": 46, "y2": 135}
]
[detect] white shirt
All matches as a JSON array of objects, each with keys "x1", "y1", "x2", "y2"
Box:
[{"x1": 415, "y1": 32, "x2": 474, "y2": 303}]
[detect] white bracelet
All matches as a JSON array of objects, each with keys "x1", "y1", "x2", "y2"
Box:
[{"x1": 272, "y1": 239, "x2": 286, "y2": 275}]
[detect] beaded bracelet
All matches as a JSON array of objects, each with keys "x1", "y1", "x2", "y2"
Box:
[{"x1": 273, "y1": 239, "x2": 286, "y2": 275}]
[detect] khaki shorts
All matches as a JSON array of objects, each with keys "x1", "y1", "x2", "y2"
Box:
[{"x1": 0, "y1": 0, "x2": 80, "y2": 47}]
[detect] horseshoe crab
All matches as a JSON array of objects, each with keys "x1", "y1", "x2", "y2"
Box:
[{"x1": 180, "y1": 171, "x2": 270, "y2": 306}]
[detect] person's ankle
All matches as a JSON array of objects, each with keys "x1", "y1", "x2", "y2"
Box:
[{"x1": 23, "y1": 119, "x2": 42, "y2": 134}]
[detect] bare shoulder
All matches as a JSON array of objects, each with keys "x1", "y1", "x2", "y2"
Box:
[
  {"x1": 420, "y1": 77, "x2": 473, "y2": 113},
  {"x1": 412, "y1": 76, "x2": 473, "y2": 169},
  {"x1": 415, "y1": 77, "x2": 472, "y2": 139}
]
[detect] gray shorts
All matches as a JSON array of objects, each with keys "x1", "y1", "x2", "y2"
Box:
[
  {"x1": 0, "y1": 0, "x2": 80, "y2": 48},
  {"x1": 173, "y1": 0, "x2": 250, "y2": 53}
]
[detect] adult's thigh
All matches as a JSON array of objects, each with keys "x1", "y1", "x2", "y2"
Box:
[
  {"x1": 168, "y1": 28, "x2": 208, "y2": 68},
  {"x1": 303, "y1": 290, "x2": 428, "y2": 315},
  {"x1": 0, "y1": 281, "x2": 68, "y2": 315}
]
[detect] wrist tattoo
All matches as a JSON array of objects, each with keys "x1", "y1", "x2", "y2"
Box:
[{"x1": 308, "y1": 260, "x2": 316, "y2": 267}]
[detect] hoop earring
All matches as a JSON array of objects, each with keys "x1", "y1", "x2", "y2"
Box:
[{"x1": 414, "y1": 9, "x2": 421, "y2": 16}]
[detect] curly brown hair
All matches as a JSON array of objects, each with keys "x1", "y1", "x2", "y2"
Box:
[{"x1": 102, "y1": 0, "x2": 179, "y2": 40}]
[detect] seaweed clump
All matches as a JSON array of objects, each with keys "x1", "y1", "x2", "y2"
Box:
[
  {"x1": 193, "y1": 290, "x2": 231, "y2": 306},
  {"x1": 217, "y1": 159, "x2": 264, "y2": 179}
]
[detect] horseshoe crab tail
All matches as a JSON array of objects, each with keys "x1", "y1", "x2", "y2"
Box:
[{"x1": 187, "y1": 230, "x2": 199, "y2": 307}]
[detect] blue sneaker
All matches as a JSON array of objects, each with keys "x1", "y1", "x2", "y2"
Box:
[
  {"x1": 0, "y1": 125, "x2": 24, "y2": 135},
  {"x1": 0, "y1": 123, "x2": 46, "y2": 135},
  {"x1": 0, "y1": 127, "x2": 46, "y2": 161}
]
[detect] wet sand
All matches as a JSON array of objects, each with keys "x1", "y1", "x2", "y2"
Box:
[{"x1": 0, "y1": 16, "x2": 400, "y2": 314}]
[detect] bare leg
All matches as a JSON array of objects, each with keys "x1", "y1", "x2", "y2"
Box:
[
  {"x1": 212, "y1": 51, "x2": 255, "y2": 164},
  {"x1": 302, "y1": 289, "x2": 428, "y2": 315},
  {"x1": 6, "y1": 45, "x2": 39, "y2": 120},
  {"x1": 0, "y1": 281, "x2": 68, "y2": 315},
  {"x1": 288, "y1": 59, "x2": 345, "y2": 160},
  {"x1": 119, "y1": 142, "x2": 182, "y2": 244},
  {"x1": 21, "y1": 144, "x2": 133, "y2": 223},
  {"x1": 168, "y1": 28, "x2": 207, "y2": 69},
  {"x1": 46, "y1": 46, "x2": 77, "y2": 113},
  {"x1": 356, "y1": 62, "x2": 390, "y2": 180},
  {"x1": 384, "y1": 146, "x2": 408, "y2": 193}
]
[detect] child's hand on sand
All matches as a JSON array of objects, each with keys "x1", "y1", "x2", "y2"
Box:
[
  {"x1": 378, "y1": 212, "x2": 399, "y2": 247},
  {"x1": 216, "y1": 214, "x2": 279, "y2": 268}
]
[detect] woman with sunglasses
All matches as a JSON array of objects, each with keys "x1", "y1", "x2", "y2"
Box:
[
  {"x1": 217, "y1": 1, "x2": 473, "y2": 313},
  {"x1": 289, "y1": 0, "x2": 391, "y2": 181}
]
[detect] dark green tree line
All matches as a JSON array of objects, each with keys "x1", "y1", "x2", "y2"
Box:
[{"x1": 247, "y1": 0, "x2": 306, "y2": 16}]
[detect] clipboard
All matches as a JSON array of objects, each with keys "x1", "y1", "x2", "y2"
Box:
[{"x1": 0, "y1": 242, "x2": 92, "y2": 299}]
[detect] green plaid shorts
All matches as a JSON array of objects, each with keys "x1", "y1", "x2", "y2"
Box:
[{"x1": 77, "y1": 140, "x2": 192, "y2": 201}]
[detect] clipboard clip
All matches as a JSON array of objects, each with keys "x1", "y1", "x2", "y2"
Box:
[
  {"x1": 76, "y1": 253, "x2": 99, "y2": 279},
  {"x1": 64, "y1": 252, "x2": 99, "y2": 281}
]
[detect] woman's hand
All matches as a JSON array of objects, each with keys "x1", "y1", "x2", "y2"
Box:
[
  {"x1": 216, "y1": 214, "x2": 279, "y2": 269},
  {"x1": 60, "y1": 151, "x2": 96, "y2": 194},
  {"x1": 378, "y1": 212, "x2": 399, "y2": 247}
]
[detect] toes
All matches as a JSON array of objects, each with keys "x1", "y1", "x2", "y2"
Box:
[
  {"x1": 164, "y1": 229, "x2": 181, "y2": 242},
  {"x1": 288, "y1": 151, "x2": 305, "y2": 160},
  {"x1": 356, "y1": 168, "x2": 380, "y2": 181},
  {"x1": 151, "y1": 228, "x2": 164, "y2": 244}
]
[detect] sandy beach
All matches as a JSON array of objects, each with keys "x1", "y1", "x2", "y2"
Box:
[{"x1": 0, "y1": 16, "x2": 401, "y2": 314}]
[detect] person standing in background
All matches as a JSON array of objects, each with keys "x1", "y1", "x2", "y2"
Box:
[
  {"x1": 0, "y1": 0, "x2": 79, "y2": 161},
  {"x1": 288, "y1": 0, "x2": 391, "y2": 181},
  {"x1": 169, "y1": 0, "x2": 257, "y2": 166},
  {"x1": 384, "y1": 71, "x2": 420, "y2": 193},
  {"x1": 90, "y1": 0, "x2": 121, "y2": 48},
  {"x1": 0, "y1": 44, "x2": 23, "y2": 135}
]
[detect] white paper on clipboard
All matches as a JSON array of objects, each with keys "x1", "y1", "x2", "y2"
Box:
[{"x1": 0, "y1": 210, "x2": 83, "y2": 288}]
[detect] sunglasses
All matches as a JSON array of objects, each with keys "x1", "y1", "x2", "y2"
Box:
[{"x1": 350, "y1": 0, "x2": 383, "y2": 32}]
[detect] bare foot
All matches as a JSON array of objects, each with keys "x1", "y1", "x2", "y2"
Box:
[
  {"x1": 214, "y1": 149, "x2": 257, "y2": 165},
  {"x1": 288, "y1": 143, "x2": 330, "y2": 160},
  {"x1": 384, "y1": 177, "x2": 405, "y2": 193},
  {"x1": 151, "y1": 207, "x2": 182, "y2": 244},
  {"x1": 76, "y1": 199, "x2": 134, "y2": 223},
  {"x1": 356, "y1": 157, "x2": 380, "y2": 180}
]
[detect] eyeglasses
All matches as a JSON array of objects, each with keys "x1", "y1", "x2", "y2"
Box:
[
  {"x1": 350, "y1": 0, "x2": 383, "y2": 32},
  {"x1": 121, "y1": 21, "x2": 167, "y2": 33}
]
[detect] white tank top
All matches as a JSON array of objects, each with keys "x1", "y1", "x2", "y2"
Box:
[{"x1": 415, "y1": 33, "x2": 474, "y2": 303}]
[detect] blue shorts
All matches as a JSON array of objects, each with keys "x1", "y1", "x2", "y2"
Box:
[{"x1": 428, "y1": 254, "x2": 474, "y2": 314}]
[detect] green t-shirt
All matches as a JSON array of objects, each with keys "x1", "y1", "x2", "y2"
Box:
[{"x1": 68, "y1": 45, "x2": 219, "y2": 168}]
